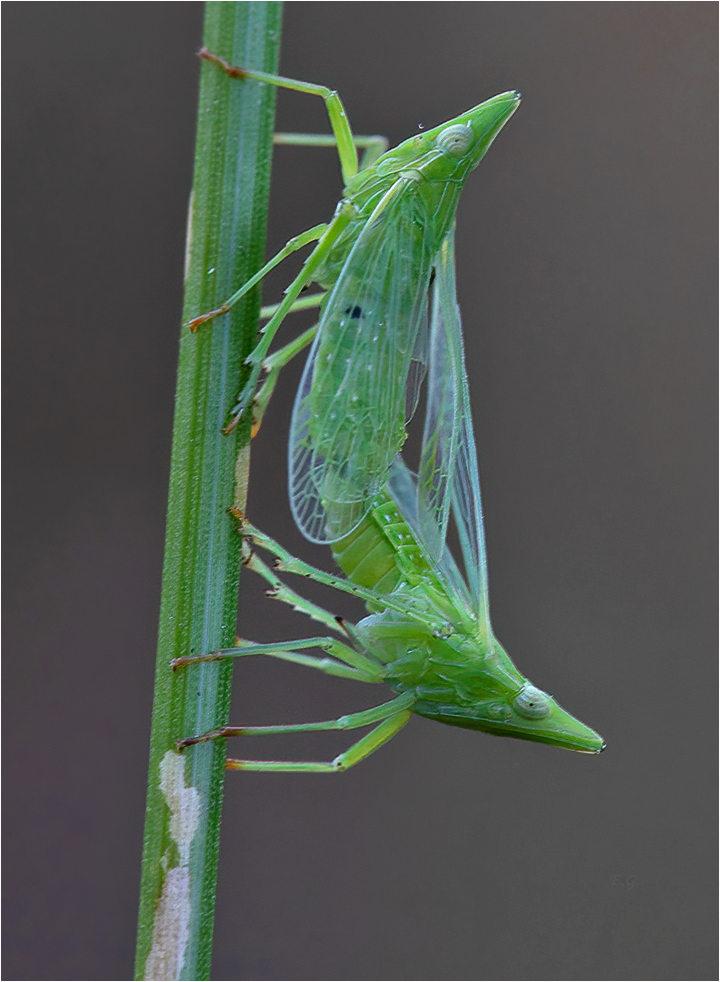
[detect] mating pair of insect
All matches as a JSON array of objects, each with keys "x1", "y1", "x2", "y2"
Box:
[{"x1": 174, "y1": 50, "x2": 605, "y2": 771}]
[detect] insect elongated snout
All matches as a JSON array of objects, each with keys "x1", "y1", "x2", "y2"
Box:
[{"x1": 463, "y1": 90, "x2": 521, "y2": 172}]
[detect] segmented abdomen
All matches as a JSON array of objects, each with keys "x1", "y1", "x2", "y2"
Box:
[{"x1": 330, "y1": 490, "x2": 431, "y2": 597}]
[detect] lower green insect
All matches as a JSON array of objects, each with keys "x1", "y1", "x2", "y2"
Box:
[
  {"x1": 175, "y1": 57, "x2": 604, "y2": 770},
  {"x1": 175, "y1": 241, "x2": 604, "y2": 771}
]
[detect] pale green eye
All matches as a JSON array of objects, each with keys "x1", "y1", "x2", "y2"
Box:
[
  {"x1": 436, "y1": 124, "x2": 473, "y2": 156},
  {"x1": 513, "y1": 685, "x2": 551, "y2": 719}
]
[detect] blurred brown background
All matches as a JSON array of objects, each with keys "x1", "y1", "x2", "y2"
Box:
[{"x1": 4, "y1": 4, "x2": 716, "y2": 979}]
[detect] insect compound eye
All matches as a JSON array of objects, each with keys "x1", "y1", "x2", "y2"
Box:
[
  {"x1": 435, "y1": 124, "x2": 473, "y2": 156},
  {"x1": 513, "y1": 685, "x2": 551, "y2": 719}
]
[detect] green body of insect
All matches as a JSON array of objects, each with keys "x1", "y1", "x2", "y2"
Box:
[
  {"x1": 290, "y1": 91, "x2": 520, "y2": 542},
  {"x1": 191, "y1": 50, "x2": 520, "y2": 543},
  {"x1": 177, "y1": 55, "x2": 605, "y2": 771},
  {"x1": 331, "y1": 487, "x2": 603, "y2": 753}
]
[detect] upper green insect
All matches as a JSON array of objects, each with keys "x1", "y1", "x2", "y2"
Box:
[
  {"x1": 189, "y1": 55, "x2": 520, "y2": 548},
  {"x1": 289, "y1": 93, "x2": 520, "y2": 542}
]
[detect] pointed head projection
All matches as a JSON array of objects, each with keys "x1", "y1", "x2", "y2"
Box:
[
  {"x1": 506, "y1": 682, "x2": 605, "y2": 753},
  {"x1": 428, "y1": 90, "x2": 521, "y2": 176},
  {"x1": 368, "y1": 90, "x2": 521, "y2": 190},
  {"x1": 417, "y1": 679, "x2": 605, "y2": 753},
  {"x1": 412, "y1": 636, "x2": 605, "y2": 755}
]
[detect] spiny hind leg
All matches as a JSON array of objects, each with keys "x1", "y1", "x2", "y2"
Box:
[
  {"x1": 235, "y1": 535, "x2": 403, "y2": 680},
  {"x1": 233, "y1": 538, "x2": 383, "y2": 680},
  {"x1": 242, "y1": 521, "x2": 431, "y2": 622},
  {"x1": 239, "y1": 539, "x2": 352, "y2": 634}
]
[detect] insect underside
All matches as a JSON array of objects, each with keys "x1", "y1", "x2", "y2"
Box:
[{"x1": 174, "y1": 51, "x2": 605, "y2": 772}]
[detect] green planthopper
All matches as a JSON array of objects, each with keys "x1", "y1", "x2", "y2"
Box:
[
  {"x1": 177, "y1": 55, "x2": 605, "y2": 770},
  {"x1": 188, "y1": 48, "x2": 520, "y2": 545}
]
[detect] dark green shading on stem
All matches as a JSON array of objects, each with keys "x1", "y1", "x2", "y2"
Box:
[{"x1": 135, "y1": 4, "x2": 281, "y2": 979}]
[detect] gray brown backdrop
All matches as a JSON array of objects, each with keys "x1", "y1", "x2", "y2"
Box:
[{"x1": 4, "y1": 4, "x2": 717, "y2": 980}]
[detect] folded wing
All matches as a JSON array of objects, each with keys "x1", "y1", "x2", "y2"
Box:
[
  {"x1": 395, "y1": 228, "x2": 491, "y2": 632},
  {"x1": 289, "y1": 178, "x2": 434, "y2": 542}
]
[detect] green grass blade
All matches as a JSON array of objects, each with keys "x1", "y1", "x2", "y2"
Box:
[{"x1": 134, "y1": 4, "x2": 282, "y2": 979}]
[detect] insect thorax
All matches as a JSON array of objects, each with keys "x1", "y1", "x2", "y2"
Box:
[{"x1": 356, "y1": 605, "x2": 523, "y2": 708}]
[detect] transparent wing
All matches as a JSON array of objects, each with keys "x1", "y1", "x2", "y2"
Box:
[
  {"x1": 414, "y1": 229, "x2": 491, "y2": 631},
  {"x1": 416, "y1": 234, "x2": 461, "y2": 563},
  {"x1": 404, "y1": 307, "x2": 429, "y2": 424},
  {"x1": 450, "y1": 351, "x2": 491, "y2": 631},
  {"x1": 387, "y1": 457, "x2": 473, "y2": 614},
  {"x1": 289, "y1": 178, "x2": 435, "y2": 543}
]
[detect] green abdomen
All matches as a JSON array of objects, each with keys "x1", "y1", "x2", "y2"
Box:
[{"x1": 330, "y1": 491, "x2": 432, "y2": 597}]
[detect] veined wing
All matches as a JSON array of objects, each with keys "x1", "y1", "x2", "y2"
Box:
[
  {"x1": 450, "y1": 334, "x2": 491, "y2": 633},
  {"x1": 387, "y1": 456, "x2": 474, "y2": 617},
  {"x1": 412, "y1": 228, "x2": 491, "y2": 632},
  {"x1": 416, "y1": 227, "x2": 462, "y2": 563},
  {"x1": 289, "y1": 177, "x2": 435, "y2": 543}
]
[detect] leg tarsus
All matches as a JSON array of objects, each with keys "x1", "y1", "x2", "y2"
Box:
[{"x1": 187, "y1": 303, "x2": 230, "y2": 332}]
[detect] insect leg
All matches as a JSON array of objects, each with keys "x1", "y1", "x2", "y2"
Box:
[
  {"x1": 242, "y1": 298, "x2": 325, "y2": 435},
  {"x1": 186, "y1": 224, "x2": 326, "y2": 331},
  {"x1": 242, "y1": 522, "x2": 439, "y2": 627},
  {"x1": 252, "y1": 324, "x2": 318, "y2": 436},
  {"x1": 172, "y1": 636, "x2": 383, "y2": 682},
  {"x1": 224, "y1": 709, "x2": 413, "y2": 773},
  {"x1": 259, "y1": 293, "x2": 325, "y2": 320},
  {"x1": 273, "y1": 133, "x2": 389, "y2": 171},
  {"x1": 178, "y1": 691, "x2": 414, "y2": 750},
  {"x1": 200, "y1": 48, "x2": 359, "y2": 184},
  {"x1": 223, "y1": 203, "x2": 355, "y2": 433},
  {"x1": 242, "y1": 544, "x2": 348, "y2": 633}
]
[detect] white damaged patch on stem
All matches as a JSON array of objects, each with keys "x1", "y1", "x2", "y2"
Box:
[{"x1": 144, "y1": 751, "x2": 202, "y2": 981}]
